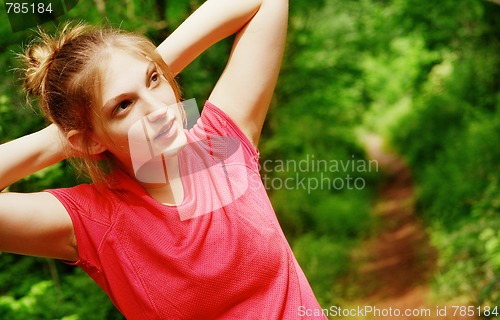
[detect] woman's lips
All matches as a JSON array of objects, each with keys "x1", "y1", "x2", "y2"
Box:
[{"x1": 153, "y1": 118, "x2": 176, "y2": 141}]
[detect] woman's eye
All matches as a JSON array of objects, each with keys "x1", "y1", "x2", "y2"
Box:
[
  {"x1": 114, "y1": 100, "x2": 132, "y2": 114},
  {"x1": 151, "y1": 72, "x2": 159, "y2": 83}
]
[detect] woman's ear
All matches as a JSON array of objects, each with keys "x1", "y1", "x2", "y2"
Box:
[{"x1": 66, "y1": 129, "x2": 107, "y2": 156}]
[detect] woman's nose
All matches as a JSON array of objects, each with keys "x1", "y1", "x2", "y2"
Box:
[
  {"x1": 146, "y1": 107, "x2": 167, "y2": 123},
  {"x1": 143, "y1": 94, "x2": 168, "y2": 123}
]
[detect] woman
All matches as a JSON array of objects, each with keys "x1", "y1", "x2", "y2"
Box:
[{"x1": 0, "y1": 0, "x2": 325, "y2": 318}]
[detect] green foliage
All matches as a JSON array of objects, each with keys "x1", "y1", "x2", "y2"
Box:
[
  {"x1": 431, "y1": 218, "x2": 500, "y2": 307},
  {"x1": 0, "y1": 262, "x2": 123, "y2": 319},
  {"x1": 386, "y1": 0, "x2": 500, "y2": 308},
  {"x1": 292, "y1": 234, "x2": 353, "y2": 307},
  {"x1": 416, "y1": 112, "x2": 499, "y2": 224}
]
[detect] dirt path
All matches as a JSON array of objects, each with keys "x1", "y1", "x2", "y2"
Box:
[{"x1": 348, "y1": 134, "x2": 476, "y2": 320}]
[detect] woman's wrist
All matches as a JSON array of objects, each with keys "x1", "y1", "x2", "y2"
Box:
[{"x1": 40, "y1": 124, "x2": 69, "y2": 162}]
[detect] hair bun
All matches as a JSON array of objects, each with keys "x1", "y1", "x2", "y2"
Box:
[
  {"x1": 21, "y1": 23, "x2": 88, "y2": 97},
  {"x1": 22, "y1": 31, "x2": 60, "y2": 97}
]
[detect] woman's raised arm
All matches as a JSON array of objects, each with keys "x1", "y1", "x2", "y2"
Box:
[
  {"x1": 157, "y1": 0, "x2": 288, "y2": 146},
  {"x1": 0, "y1": 125, "x2": 77, "y2": 261},
  {"x1": 0, "y1": 124, "x2": 66, "y2": 191}
]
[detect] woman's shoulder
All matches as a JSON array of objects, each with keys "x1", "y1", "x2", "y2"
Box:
[
  {"x1": 188, "y1": 101, "x2": 259, "y2": 162},
  {"x1": 45, "y1": 172, "x2": 129, "y2": 226}
]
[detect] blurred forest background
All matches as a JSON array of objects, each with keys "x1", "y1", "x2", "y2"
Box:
[{"x1": 0, "y1": 0, "x2": 499, "y2": 319}]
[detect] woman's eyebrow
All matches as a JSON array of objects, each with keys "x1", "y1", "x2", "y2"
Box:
[{"x1": 103, "y1": 94, "x2": 126, "y2": 112}]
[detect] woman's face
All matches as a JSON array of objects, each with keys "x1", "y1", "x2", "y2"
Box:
[{"x1": 95, "y1": 50, "x2": 187, "y2": 174}]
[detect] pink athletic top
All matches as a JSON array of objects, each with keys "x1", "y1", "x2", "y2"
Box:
[{"x1": 46, "y1": 101, "x2": 325, "y2": 319}]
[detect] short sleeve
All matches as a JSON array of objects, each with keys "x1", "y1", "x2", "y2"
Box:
[
  {"x1": 191, "y1": 101, "x2": 261, "y2": 171},
  {"x1": 44, "y1": 184, "x2": 114, "y2": 274}
]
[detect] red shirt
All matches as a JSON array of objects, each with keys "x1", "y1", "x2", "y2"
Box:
[{"x1": 47, "y1": 101, "x2": 325, "y2": 319}]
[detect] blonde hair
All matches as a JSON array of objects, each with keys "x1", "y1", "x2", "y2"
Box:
[{"x1": 21, "y1": 22, "x2": 182, "y2": 183}]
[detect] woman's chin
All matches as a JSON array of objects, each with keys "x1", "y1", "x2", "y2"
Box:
[{"x1": 157, "y1": 130, "x2": 188, "y2": 159}]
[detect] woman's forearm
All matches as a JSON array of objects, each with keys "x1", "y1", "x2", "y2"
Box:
[
  {"x1": 0, "y1": 124, "x2": 66, "y2": 191},
  {"x1": 156, "y1": 0, "x2": 263, "y2": 75}
]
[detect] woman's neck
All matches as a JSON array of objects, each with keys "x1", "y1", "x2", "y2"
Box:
[
  {"x1": 122, "y1": 154, "x2": 185, "y2": 205},
  {"x1": 144, "y1": 154, "x2": 184, "y2": 206}
]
